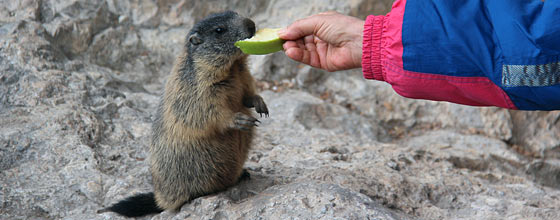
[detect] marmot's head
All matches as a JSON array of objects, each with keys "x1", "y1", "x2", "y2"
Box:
[{"x1": 186, "y1": 11, "x2": 255, "y2": 64}]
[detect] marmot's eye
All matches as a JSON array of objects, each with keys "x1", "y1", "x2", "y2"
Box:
[{"x1": 215, "y1": 27, "x2": 226, "y2": 34}]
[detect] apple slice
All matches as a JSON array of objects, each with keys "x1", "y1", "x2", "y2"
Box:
[{"x1": 235, "y1": 28, "x2": 285, "y2": 55}]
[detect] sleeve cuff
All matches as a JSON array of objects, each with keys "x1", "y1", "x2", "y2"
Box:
[{"x1": 362, "y1": 15, "x2": 385, "y2": 81}]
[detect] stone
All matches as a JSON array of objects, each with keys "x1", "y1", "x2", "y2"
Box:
[
  {"x1": 2, "y1": 0, "x2": 559, "y2": 220},
  {"x1": 151, "y1": 181, "x2": 409, "y2": 220},
  {"x1": 510, "y1": 111, "x2": 560, "y2": 159},
  {"x1": 403, "y1": 130, "x2": 522, "y2": 172}
]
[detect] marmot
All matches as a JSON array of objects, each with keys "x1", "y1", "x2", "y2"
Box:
[{"x1": 99, "y1": 11, "x2": 268, "y2": 217}]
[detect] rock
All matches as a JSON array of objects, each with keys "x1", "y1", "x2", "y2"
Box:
[
  {"x1": 150, "y1": 181, "x2": 409, "y2": 220},
  {"x1": 42, "y1": 1, "x2": 119, "y2": 58},
  {"x1": 510, "y1": 111, "x2": 560, "y2": 159},
  {"x1": 0, "y1": 0, "x2": 41, "y2": 22},
  {"x1": 526, "y1": 159, "x2": 560, "y2": 189},
  {"x1": 403, "y1": 130, "x2": 522, "y2": 172},
  {"x1": 250, "y1": 53, "x2": 302, "y2": 82},
  {"x1": 2, "y1": 0, "x2": 560, "y2": 220}
]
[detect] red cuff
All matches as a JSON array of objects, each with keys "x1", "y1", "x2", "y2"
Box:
[{"x1": 362, "y1": 15, "x2": 385, "y2": 81}]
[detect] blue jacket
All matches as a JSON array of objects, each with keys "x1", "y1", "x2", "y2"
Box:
[{"x1": 362, "y1": 0, "x2": 560, "y2": 110}]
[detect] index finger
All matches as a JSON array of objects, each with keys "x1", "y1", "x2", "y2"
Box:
[{"x1": 278, "y1": 14, "x2": 326, "y2": 41}]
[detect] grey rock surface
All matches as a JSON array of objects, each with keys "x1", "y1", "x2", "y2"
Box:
[{"x1": 1, "y1": 0, "x2": 560, "y2": 220}]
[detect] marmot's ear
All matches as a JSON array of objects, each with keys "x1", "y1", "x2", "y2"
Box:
[{"x1": 189, "y1": 33, "x2": 203, "y2": 45}]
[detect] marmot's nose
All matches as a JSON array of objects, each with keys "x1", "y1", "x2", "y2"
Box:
[{"x1": 243, "y1": 18, "x2": 256, "y2": 37}]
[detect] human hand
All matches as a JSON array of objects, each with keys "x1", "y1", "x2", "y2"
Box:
[{"x1": 278, "y1": 11, "x2": 365, "y2": 72}]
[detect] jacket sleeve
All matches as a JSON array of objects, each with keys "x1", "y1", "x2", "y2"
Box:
[{"x1": 362, "y1": 0, "x2": 560, "y2": 110}]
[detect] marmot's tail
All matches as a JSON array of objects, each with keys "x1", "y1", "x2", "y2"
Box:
[{"x1": 98, "y1": 192, "x2": 164, "y2": 217}]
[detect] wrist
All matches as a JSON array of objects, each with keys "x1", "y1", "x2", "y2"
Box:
[{"x1": 352, "y1": 20, "x2": 365, "y2": 69}]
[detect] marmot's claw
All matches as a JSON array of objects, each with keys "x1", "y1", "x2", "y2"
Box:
[
  {"x1": 244, "y1": 95, "x2": 269, "y2": 117},
  {"x1": 232, "y1": 112, "x2": 258, "y2": 130},
  {"x1": 253, "y1": 96, "x2": 269, "y2": 117}
]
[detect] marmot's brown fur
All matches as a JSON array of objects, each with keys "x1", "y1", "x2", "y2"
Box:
[{"x1": 100, "y1": 11, "x2": 268, "y2": 217}]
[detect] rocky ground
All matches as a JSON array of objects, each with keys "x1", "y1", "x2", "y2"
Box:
[{"x1": 1, "y1": 1, "x2": 559, "y2": 219}]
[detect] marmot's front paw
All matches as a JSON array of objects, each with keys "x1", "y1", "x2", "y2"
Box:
[
  {"x1": 231, "y1": 112, "x2": 259, "y2": 131},
  {"x1": 243, "y1": 95, "x2": 269, "y2": 117}
]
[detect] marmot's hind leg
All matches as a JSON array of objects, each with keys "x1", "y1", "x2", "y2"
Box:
[{"x1": 238, "y1": 169, "x2": 251, "y2": 182}]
